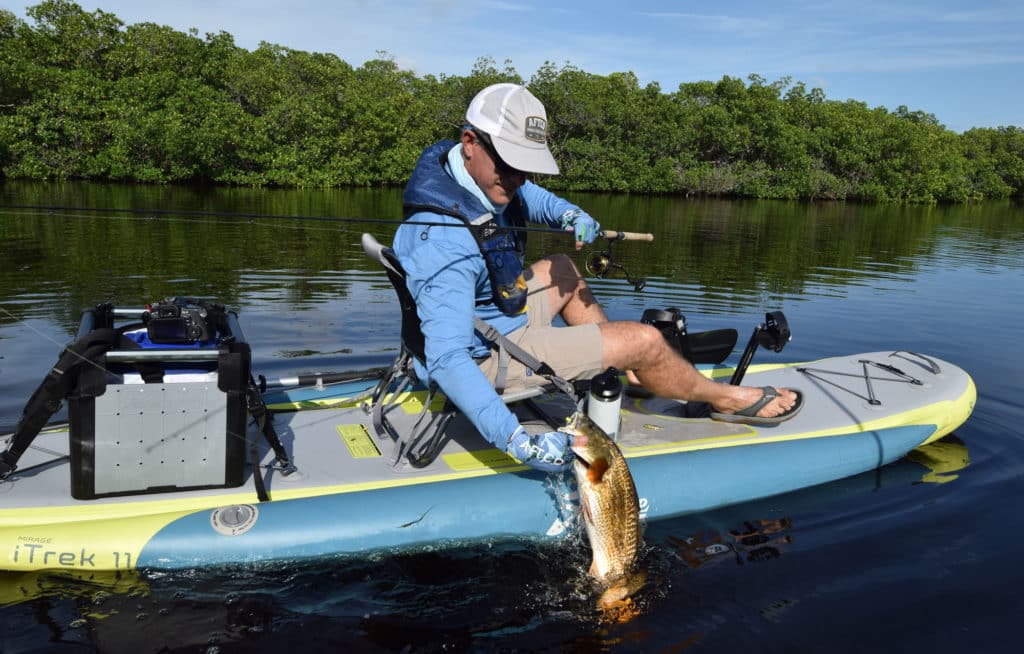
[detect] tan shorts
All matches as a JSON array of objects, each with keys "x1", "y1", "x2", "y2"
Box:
[{"x1": 477, "y1": 276, "x2": 605, "y2": 391}]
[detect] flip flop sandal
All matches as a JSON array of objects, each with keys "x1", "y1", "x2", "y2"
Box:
[{"x1": 711, "y1": 386, "x2": 804, "y2": 425}]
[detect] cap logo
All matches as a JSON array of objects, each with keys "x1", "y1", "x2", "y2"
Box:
[{"x1": 524, "y1": 116, "x2": 547, "y2": 143}]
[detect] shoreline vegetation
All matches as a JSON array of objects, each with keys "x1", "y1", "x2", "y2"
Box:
[{"x1": 1, "y1": 1, "x2": 1022, "y2": 203}]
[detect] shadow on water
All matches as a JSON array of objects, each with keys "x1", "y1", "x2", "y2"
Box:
[{"x1": 1, "y1": 541, "x2": 639, "y2": 652}]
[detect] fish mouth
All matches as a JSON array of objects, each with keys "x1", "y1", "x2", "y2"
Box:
[
  {"x1": 566, "y1": 440, "x2": 592, "y2": 465},
  {"x1": 560, "y1": 424, "x2": 587, "y2": 460},
  {"x1": 573, "y1": 452, "x2": 593, "y2": 469}
]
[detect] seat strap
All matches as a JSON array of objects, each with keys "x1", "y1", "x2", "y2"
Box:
[
  {"x1": 495, "y1": 343, "x2": 512, "y2": 393},
  {"x1": 472, "y1": 317, "x2": 577, "y2": 400}
]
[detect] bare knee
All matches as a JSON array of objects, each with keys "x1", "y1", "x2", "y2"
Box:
[
  {"x1": 600, "y1": 321, "x2": 670, "y2": 370},
  {"x1": 528, "y1": 254, "x2": 603, "y2": 322},
  {"x1": 632, "y1": 323, "x2": 669, "y2": 361},
  {"x1": 528, "y1": 254, "x2": 581, "y2": 295}
]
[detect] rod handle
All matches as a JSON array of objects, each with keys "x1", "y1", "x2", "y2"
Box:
[{"x1": 601, "y1": 230, "x2": 655, "y2": 242}]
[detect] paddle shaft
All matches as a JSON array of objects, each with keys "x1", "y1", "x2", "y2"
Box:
[{"x1": 261, "y1": 367, "x2": 385, "y2": 390}]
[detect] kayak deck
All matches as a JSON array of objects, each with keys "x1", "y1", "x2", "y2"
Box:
[{"x1": 0, "y1": 350, "x2": 975, "y2": 571}]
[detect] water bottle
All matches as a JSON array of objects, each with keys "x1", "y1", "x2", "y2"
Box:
[{"x1": 587, "y1": 368, "x2": 623, "y2": 441}]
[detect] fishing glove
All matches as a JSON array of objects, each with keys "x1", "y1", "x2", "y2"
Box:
[
  {"x1": 560, "y1": 208, "x2": 600, "y2": 247},
  {"x1": 506, "y1": 426, "x2": 574, "y2": 473}
]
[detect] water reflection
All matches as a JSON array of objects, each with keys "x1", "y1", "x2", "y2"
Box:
[
  {"x1": 668, "y1": 518, "x2": 794, "y2": 569},
  {"x1": 2, "y1": 184, "x2": 1022, "y2": 330},
  {"x1": 0, "y1": 435, "x2": 970, "y2": 653},
  {"x1": 0, "y1": 543, "x2": 623, "y2": 652},
  {"x1": 653, "y1": 435, "x2": 969, "y2": 570},
  {"x1": 0, "y1": 181, "x2": 1014, "y2": 651}
]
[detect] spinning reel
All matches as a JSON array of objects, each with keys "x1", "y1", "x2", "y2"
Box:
[{"x1": 585, "y1": 234, "x2": 647, "y2": 292}]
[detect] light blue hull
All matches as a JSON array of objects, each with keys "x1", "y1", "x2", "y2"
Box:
[{"x1": 137, "y1": 424, "x2": 935, "y2": 569}]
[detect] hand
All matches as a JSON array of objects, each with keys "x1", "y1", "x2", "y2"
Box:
[
  {"x1": 560, "y1": 208, "x2": 600, "y2": 250},
  {"x1": 506, "y1": 426, "x2": 574, "y2": 472}
]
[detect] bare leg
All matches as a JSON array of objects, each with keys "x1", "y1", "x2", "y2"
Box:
[
  {"x1": 525, "y1": 254, "x2": 605, "y2": 324},
  {"x1": 526, "y1": 255, "x2": 796, "y2": 418},
  {"x1": 526, "y1": 255, "x2": 644, "y2": 385},
  {"x1": 600, "y1": 321, "x2": 798, "y2": 417}
]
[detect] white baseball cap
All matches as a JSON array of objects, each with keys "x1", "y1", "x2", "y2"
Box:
[{"x1": 465, "y1": 83, "x2": 560, "y2": 175}]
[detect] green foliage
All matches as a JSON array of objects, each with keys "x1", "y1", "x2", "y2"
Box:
[
  {"x1": 961, "y1": 126, "x2": 1024, "y2": 198},
  {"x1": 1, "y1": 1, "x2": 1021, "y2": 201}
]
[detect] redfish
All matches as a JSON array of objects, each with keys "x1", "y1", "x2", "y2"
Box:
[{"x1": 561, "y1": 412, "x2": 646, "y2": 609}]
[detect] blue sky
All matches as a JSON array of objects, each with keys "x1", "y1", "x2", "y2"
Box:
[{"x1": 6, "y1": 0, "x2": 1022, "y2": 132}]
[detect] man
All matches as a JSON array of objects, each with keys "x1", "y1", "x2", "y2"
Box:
[{"x1": 393, "y1": 83, "x2": 800, "y2": 472}]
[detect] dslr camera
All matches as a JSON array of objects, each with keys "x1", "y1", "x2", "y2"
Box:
[{"x1": 146, "y1": 298, "x2": 215, "y2": 344}]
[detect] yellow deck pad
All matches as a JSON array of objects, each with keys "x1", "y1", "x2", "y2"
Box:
[
  {"x1": 336, "y1": 424, "x2": 382, "y2": 459},
  {"x1": 442, "y1": 449, "x2": 524, "y2": 471}
]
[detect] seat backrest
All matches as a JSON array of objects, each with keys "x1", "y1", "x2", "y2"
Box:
[{"x1": 361, "y1": 233, "x2": 426, "y2": 362}]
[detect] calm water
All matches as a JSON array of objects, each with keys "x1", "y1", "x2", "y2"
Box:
[{"x1": 1, "y1": 181, "x2": 1022, "y2": 653}]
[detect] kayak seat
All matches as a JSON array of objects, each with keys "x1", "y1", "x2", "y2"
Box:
[
  {"x1": 361, "y1": 234, "x2": 426, "y2": 363},
  {"x1": 361, "y1": 233, "x2": 577, "y2": 468},
  {"x1": 361, "y1": 233, "x2": 449, "y2": 467}
]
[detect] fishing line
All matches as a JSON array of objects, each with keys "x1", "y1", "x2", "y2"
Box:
[
  {"x1": 0, "y1": 303, "x2": 89, "y2": 355},
  {"x1": 0, "y1": 203, "x2": 589, "y2": 238},
  {"x1": 0, "y1": 208, "x2": 345, "y2": 235},
  {"x1": 0, "y1": 201, "x2": 644, "y2": 431},
  {"x1": 0, "y1": 203, "x2": 610, "y2": 303},
  {"x1": 0, "y1": 202, "x2": 573, "y2": 354}
]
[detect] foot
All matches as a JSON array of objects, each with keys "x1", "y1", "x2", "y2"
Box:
[{"x1": 716, "y1": 386, "x2": 799, "y2": 419}]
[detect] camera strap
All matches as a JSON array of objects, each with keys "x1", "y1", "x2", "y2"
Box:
[{"x1": 0, "y1": 328, "x2": 156, "y2": 480}]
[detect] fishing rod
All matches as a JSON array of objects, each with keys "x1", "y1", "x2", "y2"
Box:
[
  {"x1": 1, "y1": 202, "x2": 655, "y2": 289},
  {"x1": 0, "y1": 203, "x2": 653, "y2": 241}
]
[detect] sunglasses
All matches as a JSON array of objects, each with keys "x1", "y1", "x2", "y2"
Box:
[{"x1": 470, "y1": 129, "x2": 526, "y2": 178}]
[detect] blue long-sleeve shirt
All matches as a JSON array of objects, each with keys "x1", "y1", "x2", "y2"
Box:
[{"x1": 393, "y1": 142, "x2": 587, "y2": 448}]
